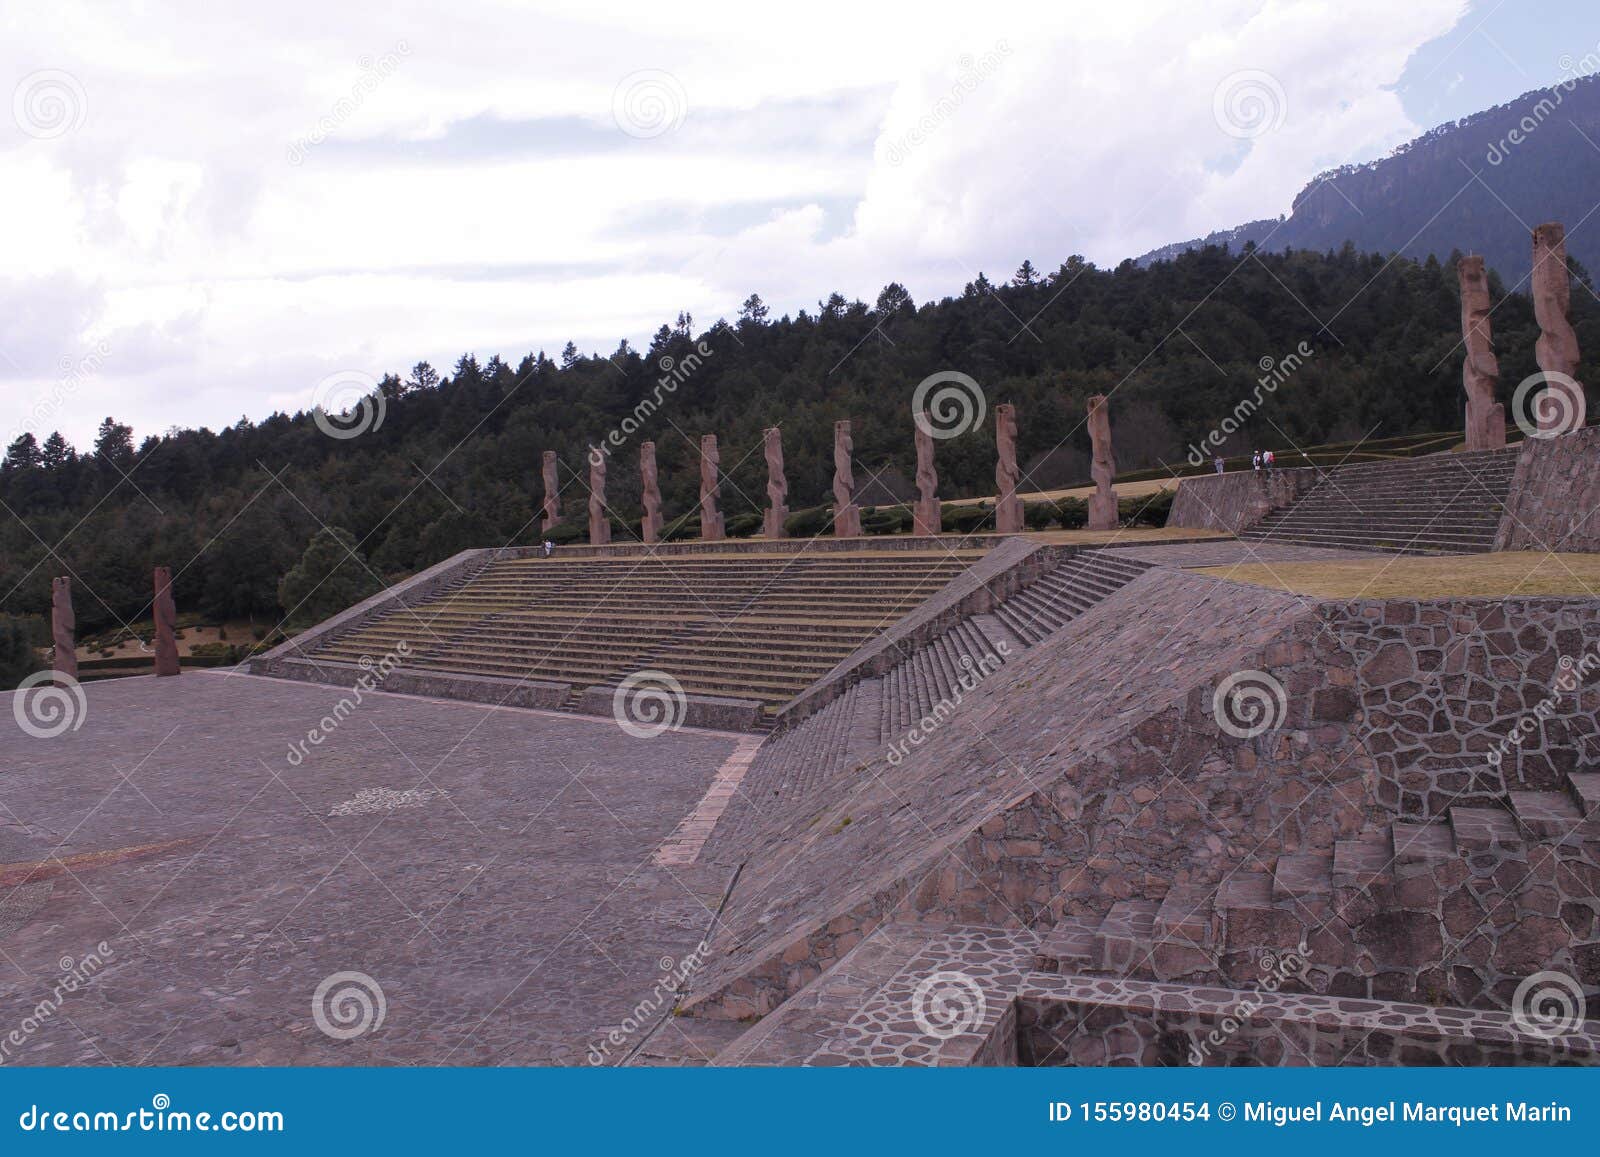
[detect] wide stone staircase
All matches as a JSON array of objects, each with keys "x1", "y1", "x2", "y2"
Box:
[
  {"x1": 990, "y1": 550, "x2": 1152, "y2": 643},
  {"x1": 1241, "y1": 447, "x2": 1519, "y2": 554},
  {"x1": 304, "y1": 551, "x2": 983, "y2": 714}
]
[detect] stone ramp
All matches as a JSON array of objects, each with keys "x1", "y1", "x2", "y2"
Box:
[{"x1": 682, "y1": 569, "x2": 1335, "y2": 1018}]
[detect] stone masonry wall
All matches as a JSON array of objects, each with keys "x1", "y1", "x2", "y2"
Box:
[
  {"x1": 1323, "y1": 597, "x2": 1600, "y2": 814},
  {"x1": 1495, "y1": 425, "x2": 1600, "y2": 552},
  {"x1": 1166, "y1": 468, "x2": 1317, "y2": 533}
]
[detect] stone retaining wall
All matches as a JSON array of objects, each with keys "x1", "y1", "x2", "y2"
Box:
[
  {"x1": 509, "y1": 532, "x2": 1014, "y2": 560},
  {"x1": 255, "y1": 656, "x2": 571, "y2": 711},
  {"x1": 1495, "y1": 425, "x2": 1600, "y2": 552},
  {"x1": 1166, "y1": 468, "x2": 1317, "y2": 533}
]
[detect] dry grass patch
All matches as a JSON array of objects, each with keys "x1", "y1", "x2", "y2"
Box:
[{"x1": 1195, "y1": 552, "x2": 1600, "y2": 598}]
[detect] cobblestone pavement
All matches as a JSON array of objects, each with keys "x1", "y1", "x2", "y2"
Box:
[{"x1": 0, "y1": 672, "x2": 741, "y2": 1066}]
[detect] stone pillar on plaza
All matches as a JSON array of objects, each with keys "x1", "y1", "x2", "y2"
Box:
[
  {"x1": 1531, "y1": 222, "x2": 1587, "y2": 435},
  {"x1": 700, "y1": 434, "x2": 724, "y2": 541},
  {"x1": 913, "y1": 420, "x2": 941, "y2": 536},
  {"x1": 993, "y1": 404, "x2": 1024, "y2": 534},
  {"x1": 153, "y1": 566, "x2": 180, "y2": 676},
  {"x1": 1086, "y1": 394, "x2": 1119, "y2": 532},
  {"x1": 51, "y1": 576, "x2": 76, "y2": 681},
  {"x1": 541, "y1": 450, "x2": 561, "y2": 532},
  {"x1": 832, "y1": 420, "x2": 861, "y2": 537},
  {"x1": 763, "y1": 426, "x2": 788, "y2": 539},
  {"x1": 588, "y1": 450, "x2": 611, "y2": 545},
  {"x1": 1458, "y1": 255, "x2": 1505, "y2": 451},
  {"x1": 640, "y1": 441, "x2": 663, "y2": 544}
]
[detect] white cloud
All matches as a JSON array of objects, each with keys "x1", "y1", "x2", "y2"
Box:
[{"x1": 0, "y1": 0, "x2": 1469, "y2": 449}]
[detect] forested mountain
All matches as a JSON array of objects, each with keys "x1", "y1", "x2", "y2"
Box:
[
  {"x1": 1139, "y1": 74, "x2": 1600, "y2": 283},
  {"x1": 3, "y1": 244, "x2": 1597, "y2": 636}
]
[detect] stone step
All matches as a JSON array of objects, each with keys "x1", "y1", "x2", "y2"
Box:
[
  {"x1": 1390, "y1": 820, "x2": 1457, "y2": 865},
  {"x1": 1448, "y1": 806, "x2": 1524, "y2": 854},
  {"x1": 1094, "y1": 899, "x2": 1159, "y2": 973},
  {"x1": 1507, "y1": 790, "x2": 1586, "y2": 838},
  {"x1": 1332, "y1": 831, "x2": 1393, "y2": 889},
  {"x1": 1032, "y1": 917, "x2": 1098, "y2": 973}
]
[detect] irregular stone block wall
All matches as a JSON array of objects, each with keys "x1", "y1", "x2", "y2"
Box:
[
  {"x1": 1324, "y1": 597, "x2": 1600, "y2": 814},
  {"x1": 1495, "y1": 426, "x2": 1600, "y2": 552},
  {"x1": 1165, "y1": 469, "x2": 1317, "y2": 533}
]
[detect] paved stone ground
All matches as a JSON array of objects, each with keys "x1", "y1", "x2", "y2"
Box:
[{"x1": 0, "y1": 672, "x2": 743, "y2": 1066}]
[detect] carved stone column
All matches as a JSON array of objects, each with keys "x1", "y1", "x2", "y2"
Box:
[
  {"x1": 763, "y1": 427, "x2": 788, "y2": 539},
  {"x1": 153, "y1": 566, "x2": 180, "y2": 676},
  {"x1": 1458, "y1": 255, "x2": 1505, "y2": 450},
  {"x1": 640, "y1": 441, "x2": 663, "y2": 544},
  {"x1": 700, "y1": 435, "x2": 724, "y2": 540},
  {"x1": 914, "y1": 420, "x2": 940, "y2": 536},
  {"x1": 1086, "y1": 395, "x2": 1118, "y2": 532},
  {"x1": 1532, "y1": 222, "x2": 1587, "y2": 435},
  {"x1": 541, "y1": 450, "x2": 560, "y2": 532},
  {"x1": 51, "y1": 576, "x2": 76, "y2": 680},
  {"x1": 833, "y1": 420, "x2": 861, "y2": 537},
  {"x1": 994, "y1": 404, "x2": 1024, "y2": 534},
  {"x1": 588, "y1": 450, "x2": 610, "y2": 545}
]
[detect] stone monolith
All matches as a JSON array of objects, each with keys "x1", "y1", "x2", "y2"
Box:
[
  {"x1": 588, "y1": 449, "x2": 610, "y2": 545},
  {"x1": 640, "y1": 441, "x2": 663, "y2": 544},
  {"x1": 541, "y1": 450, "x2": 560, "y2": 532},
  {"x1": 833, "y1": 420, "x2": 861, "y2": 537},
  {"x1": 1532, "y1": 222, "x2": 1587, "y2": 435},
  {"x1": 994, "y1": 404, "x2": 1023, "y2": 534},
  {"x1": 914, "y1": 420, "x2": 940, "y2": 536},
  {"x1": 51, "y1": 576, "x2": 76, "y2": 680},
  {"x1": 1087, "y1": 395, "x2": 1118, "y2": 532},
  {"x1": 763, "y1": 427, "x2": 788, "y2": 539},
  {"x1": 153, "y1": 566, "x2": 179, "y2": 676},
  {"x1": 1458, "y1": 255, "x2": 1505, "y2": 450},
  {"x1": 700, "y1": 435, "x2": 724, "y2": 540}
]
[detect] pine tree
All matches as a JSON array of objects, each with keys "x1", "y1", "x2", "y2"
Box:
[{"x1": 277, "y1": 528, "x2": 381, "y2": 628}]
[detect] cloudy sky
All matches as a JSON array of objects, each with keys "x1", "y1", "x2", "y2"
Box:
[{"x1": 0, "y1": 0, "x2": 1592, "y2": 449}]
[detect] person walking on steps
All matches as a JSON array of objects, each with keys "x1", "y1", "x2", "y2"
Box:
[
  {"x1": 1252, "y1": 450, "x2": 1262, "y2": 474},
  {"x1": 1214, "y1": 454, "x2": 1225, "y2": 475},
  {"x1": 542, "y1": 539, "x2": 555, "y2": 558},
  {"x1": 1264, "y1": 449, "x2": 1275, "y2": 474}
]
